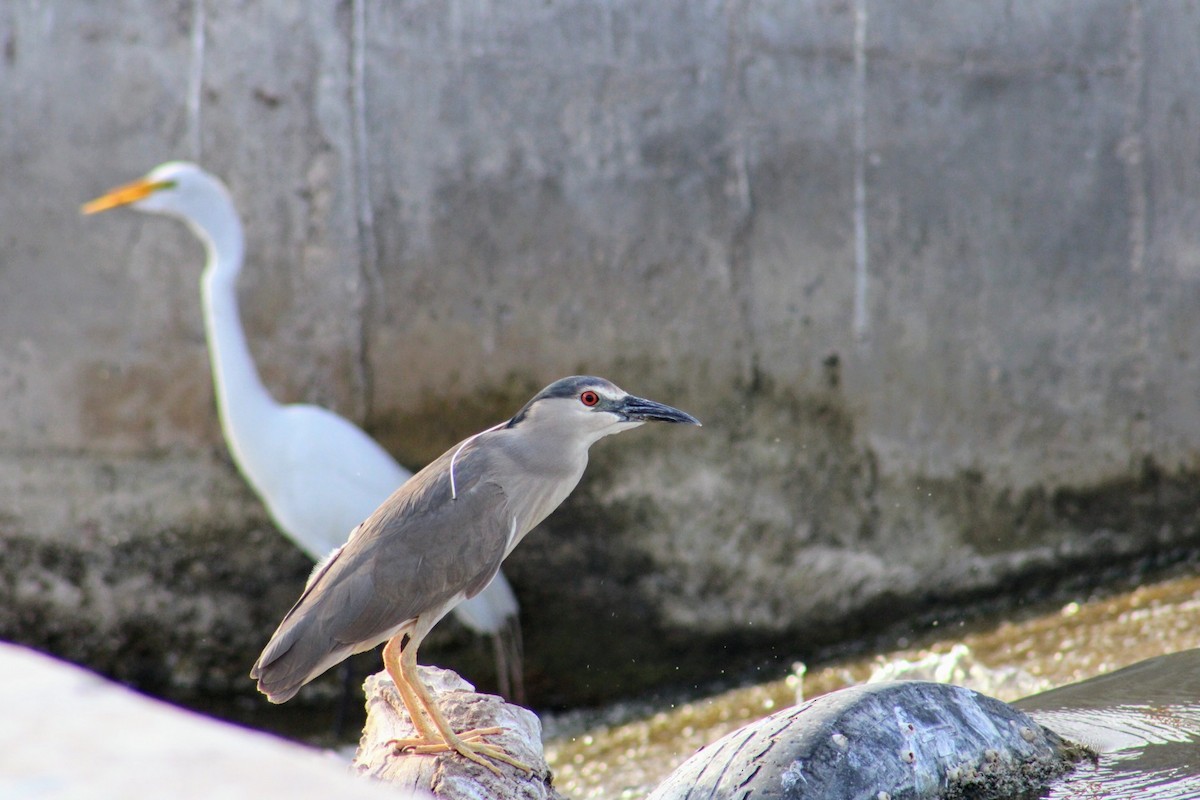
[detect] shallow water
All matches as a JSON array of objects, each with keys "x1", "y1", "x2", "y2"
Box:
[
  {"x1": 542, "y1": 568, "x2": 1200, "y2": 799},
  {"x1": 1018, "y1": 649, "x2": 1200, "y2": 799}
]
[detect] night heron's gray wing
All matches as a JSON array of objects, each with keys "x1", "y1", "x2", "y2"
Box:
[{"x1": 251, "y1": 443, "x2": 513, "y2": 702}]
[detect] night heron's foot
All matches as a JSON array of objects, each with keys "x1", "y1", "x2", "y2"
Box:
[
  {"x1": 387, "y1": 726, "x2": 499, "y2": 750},
  {"x1": 386, "y1": 728, "x2": 533, "y2": 776}
]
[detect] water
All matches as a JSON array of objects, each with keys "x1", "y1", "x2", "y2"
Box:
[
  {"x1": 1018, "y1": 650, "x2": 1200, "y2": 799},
  {"x1": 542, "y1": 568, "x2": 1200, "y2": 799}
]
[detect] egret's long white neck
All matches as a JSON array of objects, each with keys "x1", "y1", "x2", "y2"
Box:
[{"x1": 188, "y1": 199, "x2": 280, "y2": 472}]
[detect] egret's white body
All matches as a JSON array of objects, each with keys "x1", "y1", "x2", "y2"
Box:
[{"x1": 85, "y1": 162, "x2": 522, "y2": 689}]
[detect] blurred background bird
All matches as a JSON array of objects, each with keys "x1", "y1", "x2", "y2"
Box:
[{"x1": 83, "y1": 162, "x2": 525, "y2": 702}]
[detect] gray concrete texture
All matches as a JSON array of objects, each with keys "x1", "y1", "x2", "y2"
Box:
[{"x1": 3, "y1": 0, "x2": 1200, "y2": 707}]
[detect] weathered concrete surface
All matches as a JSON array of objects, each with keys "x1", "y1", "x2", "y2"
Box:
[
  {"x1": 4, "y1": 1, "x2": 1200, "y2": 707},
  {"x1": 353, "y1": 666, "x2": 564, "y2": 799},
  {"x1": 0, "y1": 642, "x2": 420, "y2": 800}
]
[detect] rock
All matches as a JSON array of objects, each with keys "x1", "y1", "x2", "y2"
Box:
[
  {"x1": 647, "y1": 681, "x2": 1088, "y2": 800},
  {"x1": 353, "y1": 665, "x2": 565, "y2": 800},
  {"x1": 0, "y1": 642, "x2": 417, "y2": 800}
]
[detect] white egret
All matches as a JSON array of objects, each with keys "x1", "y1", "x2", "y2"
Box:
[{"x1": 83, "y1": 162, "x2": 524, "y2": 699}]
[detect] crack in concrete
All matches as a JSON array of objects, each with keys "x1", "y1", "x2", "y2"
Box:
[
  {"x1": 186, "y1": 0, "x2": 205, "y2": 162},
  {"x1": 723, "y1": 1, "x2": 760, "y2": 391},
  {"x1": 1121, "y1": 0, "x2": 1147, "y2": 280},
  {"x1": 1119, "y1": 0, "x2": 1151, "y2": 461},
  {"x1": 852, "y1": 0, "x2": 869, "y2": 344},
  {"x1": 349, "y1": 0, "x2": 381, "y2": 423}
]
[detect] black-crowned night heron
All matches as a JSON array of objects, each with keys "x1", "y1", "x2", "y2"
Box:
[{"x1": 251, "y1": 376, "x2": 700, "y2": 773}]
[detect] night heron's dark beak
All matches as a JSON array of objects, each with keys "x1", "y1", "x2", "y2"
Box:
[{"x1": 617, "y1": 395, "x2": 702, "y2": 426}]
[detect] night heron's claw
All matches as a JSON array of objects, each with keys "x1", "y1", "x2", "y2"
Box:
[
  {"x1": 460, "y1": 740, "x2": 534, "y2": 775},
  {"x1": 387, "y1": 726, "x2": 498, "y2": 750},
  {"x1": 386, "y1": 728, "x2": 531, "y2": 776}
]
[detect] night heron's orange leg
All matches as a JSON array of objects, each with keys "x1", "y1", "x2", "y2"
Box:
[
  {"x1": 382, "y1": 635, "x2": 532, "y2": 775},
  {"x1": 382, "y1": 635, "x2": 494, "y2": 746},
  {"x1": 383, "y1": 638, "x2": 496, "y2": 749},
  {"x1": 403, "y1": 642, "x2": 532, "y2": 775},
  {"x1": 382, "y1": 635, "x2": 441, "y2": 743}
]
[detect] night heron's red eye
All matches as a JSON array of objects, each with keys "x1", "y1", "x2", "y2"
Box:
[{"x1": 580, "y1": 390, "x2": 600, "y2": 407}]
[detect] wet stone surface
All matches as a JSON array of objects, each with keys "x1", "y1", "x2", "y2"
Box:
[{"x1": 645, "y1": 682, "x2": 1084, "y2": 800}]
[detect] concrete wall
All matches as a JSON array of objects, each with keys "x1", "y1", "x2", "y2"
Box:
[{"x1": 3, "y1": 0, "x2": 1200, "y2": 707}]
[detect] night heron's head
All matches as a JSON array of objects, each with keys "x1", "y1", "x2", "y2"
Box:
[{"x1": 508, "y1": 375, "x2": 701, "y2": 448}]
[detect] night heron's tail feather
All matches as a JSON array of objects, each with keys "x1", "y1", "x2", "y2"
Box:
[
  {"x1": 250, "y1": 566, "x2": 411, "y2": 703},
  {"x1": 250, "y1": 605, "x2": 356, "y2": 704},
  {"x1": 250, "y1": 527, "x2": 412, "y2": 702},
  {"x1": 250, "y1": 617, "x2": 321, "y2": 703}
]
